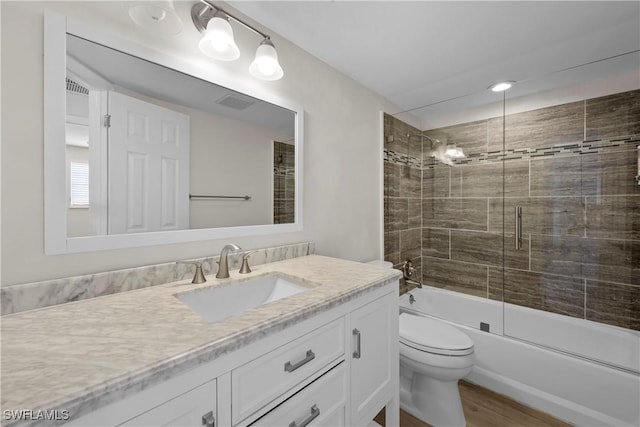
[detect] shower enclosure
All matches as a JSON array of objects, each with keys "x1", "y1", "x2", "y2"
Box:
[{"x1": 384, "y1": 51, "x2": 639, "y2": 424}]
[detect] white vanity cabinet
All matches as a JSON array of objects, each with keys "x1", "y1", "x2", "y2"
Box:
[
  {"x1": 66, "y1": 281, "x2": 398, "y2": 427},
  {"x1": 350, "y1": 294, "x2": 398, "y2": 426}
]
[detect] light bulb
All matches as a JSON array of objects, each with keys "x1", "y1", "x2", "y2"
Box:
[
  {"x1": 208, "y1": 18, "x2": 232, "y2": 50},
  {"x1": 490, "y1": 81, "x2": 515, "y2": 92},
  {"x1": 210, "y1": 36, "x2": 228, "y2": 52},
  {"x1": 258, "y1": 58, "x2": 277, "y2": 75}
]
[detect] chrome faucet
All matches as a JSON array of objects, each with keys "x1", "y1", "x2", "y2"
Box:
[
  {"x1": 402, "y1": 259, "x2": 422, "y2": 289},
  {"x1": 216, "y1": 243, "x2": 241, "y2": 279}
]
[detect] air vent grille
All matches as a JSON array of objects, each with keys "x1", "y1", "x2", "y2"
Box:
[
  {"x1": 216, "y1": 95, "x2": 255, "y2": 110},
  {"x1": 66, "y1": 77, "x2": 89, "y2": 95}
]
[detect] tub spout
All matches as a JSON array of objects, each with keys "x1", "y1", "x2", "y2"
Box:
[{"x1": 406, "y1": 278, "x2": 423, "y2": 289}]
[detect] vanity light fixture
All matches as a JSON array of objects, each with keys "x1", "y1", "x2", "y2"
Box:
[
  {"x1": 191, "y1": 0, "x2": 284, "y2": 80},
  {"x1": 489, "y1": 81, "x2": 515, "y2": 92}
]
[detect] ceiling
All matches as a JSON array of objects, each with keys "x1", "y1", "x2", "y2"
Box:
[{"x1": 229, "y1": 1, "x2": 640, "y2": 128}]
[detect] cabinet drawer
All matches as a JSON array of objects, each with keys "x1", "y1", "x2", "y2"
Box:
[
  {"x1": 250, "y1": 363, "x2": 347, "y2": 427},
  {"x1": 118, "y1": 379, "x2": 216, "y2": 427},
  {"x1": 232, "y1": 318, "x2": 345, "y2": 423}
]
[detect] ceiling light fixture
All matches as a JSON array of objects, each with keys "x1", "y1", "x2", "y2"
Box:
[
  {"x1": 191, "y1": 0, "x2": 284, "y2": 81},
  {"x1": 128, "y1": 1, "x2": 183, "y2": 35},
  {"x1": 489, "y1": 81, "x2": 515, "y2": 92}
]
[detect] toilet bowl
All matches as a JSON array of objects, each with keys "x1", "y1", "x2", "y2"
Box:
[
  {"x1": 399, "y1": 312, "x2": 475, "y2": 427},
  {"x1": 364, "y1": 260, "x2": 475, "y2": 426}
]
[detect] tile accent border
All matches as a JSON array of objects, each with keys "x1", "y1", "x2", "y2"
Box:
[
  {"x1": 0, "y1": 242, "x2": 315, "y2": 315},
  {"x1": 464, "y1": 135, "x2": 640, "y2": 165},
  {"x1": 386, "y1": 135, "x2": 640, "y2": 168},
  {"x1": 384, "y1": 150, "x2": 422, "y2": 169}
]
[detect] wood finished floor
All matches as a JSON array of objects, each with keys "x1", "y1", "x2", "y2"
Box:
[{"x1": 374, "y1": 381, "x2": 572, "y2": 427}]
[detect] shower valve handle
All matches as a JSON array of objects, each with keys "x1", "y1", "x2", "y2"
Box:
[{"x1": 402, "y1": 259, "x2": 415, "y2": 280}]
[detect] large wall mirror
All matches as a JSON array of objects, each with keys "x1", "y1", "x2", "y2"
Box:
[{"x1": 44, "y1": 12, "x2": 303, "y2": 254}]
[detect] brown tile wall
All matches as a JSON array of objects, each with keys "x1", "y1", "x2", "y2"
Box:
[
  {"x1": 385, "y1": 89, "x2": 640, "y2": 332},
  {"x1": 384, "y1": 114, "x2": 423, "y2": 279},
  {"x1": 273, "y1": 141, "x2": 295, "y2": 224}
]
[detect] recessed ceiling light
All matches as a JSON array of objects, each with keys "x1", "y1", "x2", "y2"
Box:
[{"x1": 489, "y1": 81, "x2": 515, "y2": 92}]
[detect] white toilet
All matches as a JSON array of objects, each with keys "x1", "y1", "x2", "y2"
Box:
[
  {"x1": 399, "y1": 312, "x2": 475, "y2": 427},
  {"x1": 365, "y1": 260, "x2": 475, "y2": 426}
]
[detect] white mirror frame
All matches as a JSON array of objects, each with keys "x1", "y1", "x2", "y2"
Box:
[{"x1": 44, "y1": 12, "x2": 303, "y2": 254}]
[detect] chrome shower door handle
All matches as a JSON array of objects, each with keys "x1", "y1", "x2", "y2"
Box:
[
  {"x1": 352, "y1": 328, "x2": 361, "y2": 359},
  {"x1": 515, "y1": 206, "x2": 523, "y2": 250}
]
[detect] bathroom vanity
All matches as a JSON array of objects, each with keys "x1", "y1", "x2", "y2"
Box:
[{"x1": 1, "y1": 255, "x2": 401, "y2": 427}]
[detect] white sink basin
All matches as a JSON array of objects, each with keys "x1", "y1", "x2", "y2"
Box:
[{"x1": 177, "y1": 274, "x2": 308, "y2": 324}]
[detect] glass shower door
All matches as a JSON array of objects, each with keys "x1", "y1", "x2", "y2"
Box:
[{"x1": 501, "y1": 52, "x2": 640, "y2": 373}]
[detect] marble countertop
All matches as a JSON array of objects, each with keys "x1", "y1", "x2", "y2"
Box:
[{"x1": 1, "y1": 255, "x2": 400, "y2": 423}]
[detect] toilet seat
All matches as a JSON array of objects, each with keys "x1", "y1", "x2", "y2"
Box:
[{"x1": 400, "y1": 313, "x2": 474, "y2": 356}]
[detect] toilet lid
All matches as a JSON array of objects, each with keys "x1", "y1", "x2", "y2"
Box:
[{"x1": 399, "y1": 313, "x2": 474, "y2": 356}]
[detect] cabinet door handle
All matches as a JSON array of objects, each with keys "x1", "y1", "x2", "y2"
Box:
[
  {"x1": 201, "y1": 411, "x2": 215, "y2": 427},
  {"x1": 352, "y1": 328, "x2": 361, "y2": 359},
  {"x1": 284, "y1": 350, "x2": 315, "y2": 372},
  {"x1": 289, "y1": 404, "x2": 320, "y2": 427}
]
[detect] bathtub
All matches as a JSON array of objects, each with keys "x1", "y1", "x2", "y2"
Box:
[{"x1": 399, "y1": 287, "x2": 640, "y2": 427}]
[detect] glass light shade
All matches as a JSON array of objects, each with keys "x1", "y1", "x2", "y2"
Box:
[
  {"x1": 129, "y1": 2, "x2": 183, "y2": 35},
  {"x1": 198, "y1": 16, "x2": 240, "y2": 61},
  {"x1": 249, "y1": 39, "x2": 284, "y2": 81}
]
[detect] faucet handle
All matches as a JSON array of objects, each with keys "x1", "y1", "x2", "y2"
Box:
[
  {"x1": 239, "y1": 251, "x2": 257, "y2": 274},
  {"x1": 402, "y1": 258, "x2": 415, "y2": 279},
  {"x1": 177, "y1": 261, "x2": 207, "y2": 284}
]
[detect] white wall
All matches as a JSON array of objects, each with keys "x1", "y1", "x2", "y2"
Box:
[
  {"x1": 0, "y1": 1, "x2": 409, "y2": 286},
  {"x1": 187, "y1": 104, "x2": 282, "y2": 228}
]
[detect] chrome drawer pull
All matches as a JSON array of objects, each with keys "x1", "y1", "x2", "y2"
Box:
[
  {"x1": 201, "y1": 411, "x2": 215, "y2": 427},
  {"x1": 284, "y1": 350, "x2": 315, "y2": 372},
  {"x1": 289, "y1": 404, "x2": 320, "y2": 427},
  {"x1": 352, "y1": 328, "x2": 361, "y2": 359}
]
